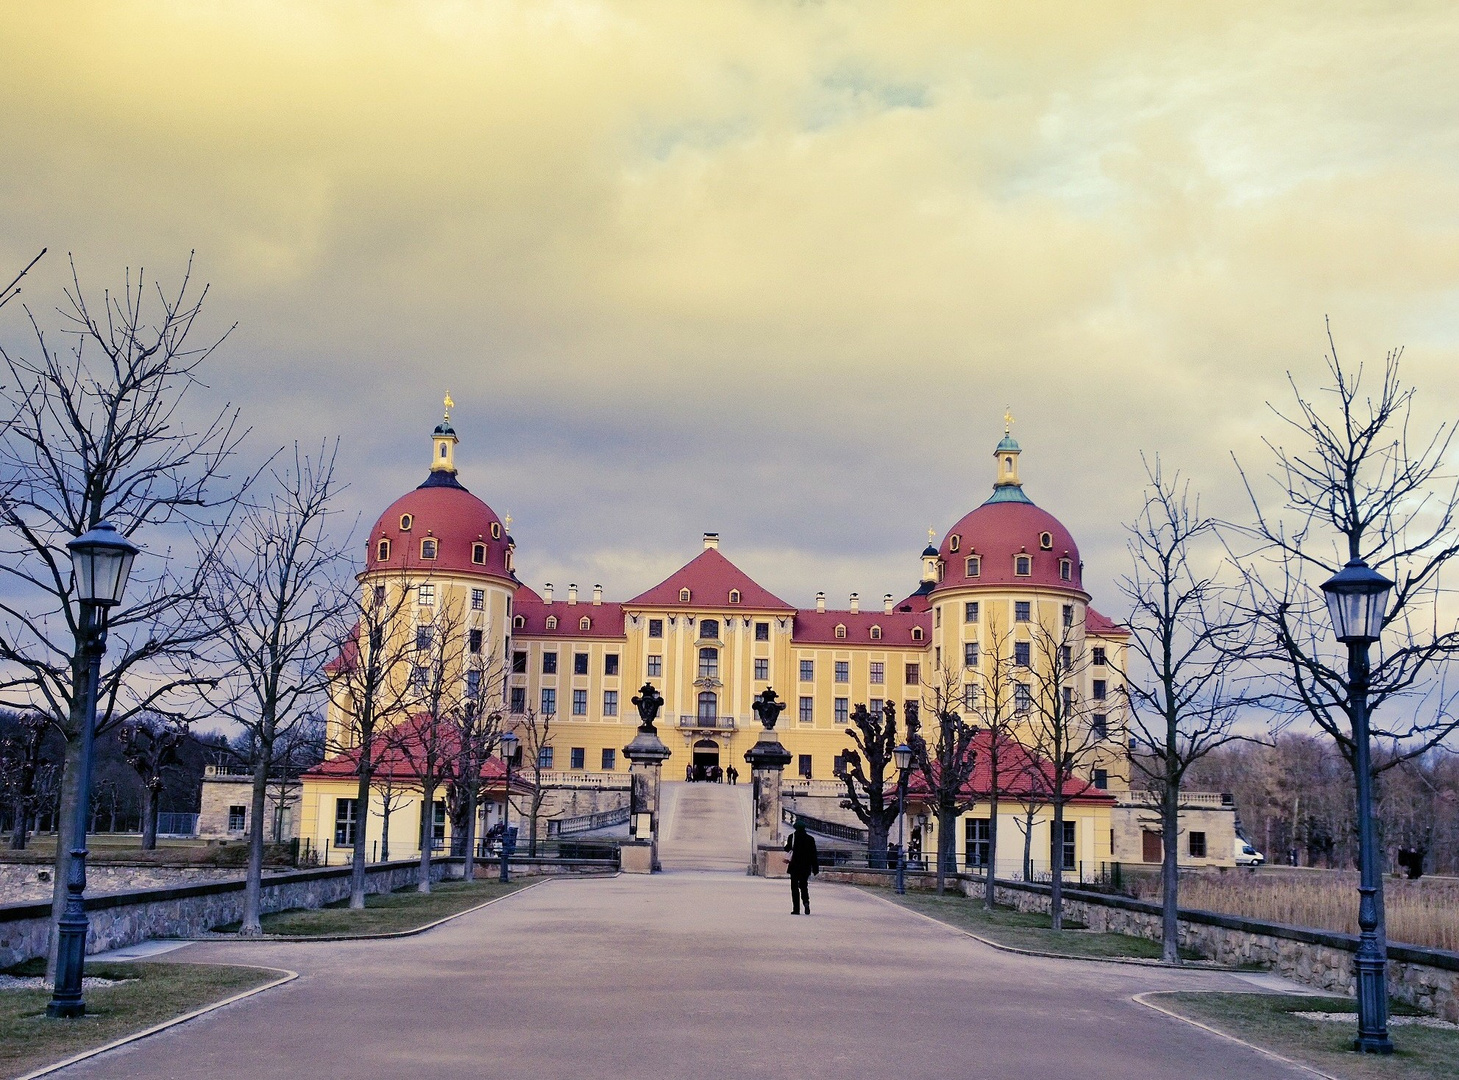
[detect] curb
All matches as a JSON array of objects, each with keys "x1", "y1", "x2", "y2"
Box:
[
  {"x1": 14, "y1": 964, "x2": 299, "y2": 1080},
  {"x1": 1132, "y1": 991, "x2": 1341, "y2": 1080}
]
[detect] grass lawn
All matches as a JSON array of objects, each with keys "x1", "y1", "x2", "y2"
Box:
[
  {"x1": 0, "y1": 960, "x2": 279, "y2": 1079},
  {"x1": 1153, "y1": 993, "x2": 1459, "y2": 1080},
  {"x1": 213, "y1": 878, "x2": 527, "y2": 937},
  {"x1": 874, "y1": 888, "x2": 1204, "y2": 961}
]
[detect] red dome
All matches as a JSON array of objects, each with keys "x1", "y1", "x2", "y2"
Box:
[
  {"x1": 933, "y1": 499, "x2": 1083, "y2": 594},
  {"x1": 365, "y1": 478, "x2": 513, "y2": 582}
]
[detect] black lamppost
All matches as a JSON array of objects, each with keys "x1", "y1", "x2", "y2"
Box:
[
  {"x1": 498, "y1": 730, "x2": 519, "y2": 884},
  {"x1": 1321, "y1": 557, "x2": 1395, "y2": 1055},
  {"x1": 47, "y1": 521, "x2": 139, "y2": 1019},
  {"x1": 893, "y1": 741, "x2": 913, "y2": 895}
]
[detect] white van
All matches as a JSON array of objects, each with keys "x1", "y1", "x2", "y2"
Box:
[{"x1": 1234, "y1": 837, "x2": 1265, "y2": 866}]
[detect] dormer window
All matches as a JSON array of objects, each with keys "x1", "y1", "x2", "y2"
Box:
[
  {"x1": 911, "y1": 626, "x2": 924, "y2": 641},
  {"x1": 545, "y1": 615, "x2": 558, "y2": 630},
  {"x1": 1039, "y1": 531, "x2": 1054, "y2": 550},
  {"x1": 835, "y1": 624, "x2": 847, "y2": 639},
  {"x1": 1015, "y1": 555, "x2": 1031, "y2": 576},
  {"x1": 472, "y1": 543, "x2": 486, "y2": 565},
  {"x1": 1059, "y1": 558, "x2": 1072, "y2": 582},
  {"x1": 399, "y1": 514, "x2": 413, "y2": 531},
  {"x1": 513, "y1": 614, "x2": 525, "y2": 629},
  {"x1": 949, "y1": 534, "x2": 960, "y2": 553},
  {"x1": 729, "y1": 589, "x2": 741, "y2": 604},
  {"x1": 376, "y1": 539, "x2": 391, "y2": 561},
  {"x1": 965, "y1": 556, "x2": 980, "y2": 578},
  {"x1": 870, "y1": 625, "x2": 882, "y2": 640},
  {"x1": 421, "y1": 539, "x2": 438, "y2": 560},
  {"x1": 491, "y1": 522, "x2": 502, "y2": 540},
  {"x1": 679, "y1": 588, "x2": 691, "y2": 603},
  {"x1": 579, "y1": 616, "x2": 591, "y2": 631}
]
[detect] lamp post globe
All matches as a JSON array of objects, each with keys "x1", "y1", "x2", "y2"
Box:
[
  {"x1": 893, "y1": 742, "x2": 912, "y2": 895},
  {"x1": 499, "y1": 731, "x2": 519, "y2": 884},
  {"x1": 1321, "y1": 558, "x2": 1395, "y2": 1054},
  {"x1": 47, "y1": 521, "x2": 139, "y2": 1019}
]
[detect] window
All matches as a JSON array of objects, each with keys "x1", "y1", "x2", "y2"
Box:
[
  {"x1": 541, "y1": 688, "x2": 557, "y2": 715},
  {"x1": 729, "y1": 590, "x2": 741, "y2": 604},
  {"x1": 870, "y1": 625, "x2": 882, "y2": 640},
  {"x1": 755, "y1": 621, "x2": 770, "y2": 641},
  {"x1": 542, "y1": 652, "x2": 558, "y2": 674},
  {"x1": 228, "y1": 805, "x2": 246, "y2": 832},
  {"x1": 334, "y1": 798, "x2": 359, "y2": 846},
  {"x1": 411, "y1": 665, "x2": 428, "y2": 692},
  {"x1": 399, "y1": 514, "x2": 413, "y2": 531},
  {"x1": 421, "y1": 538, "x2": 438, "y2": 560},
  {"x1": 835, "y1": 624, "x2": 847, "y2": 639},
  {"x1": 965, "y1": 556, "x2": 981, "y2": 577},
  {"x1": 870, "y1": 661, "x2": 885, "y2": 685},
  {"x1": 963, "y1": 683, "x2": 977, "y2": 710},
  {"x1": 679, "y1": 588, "x2": 691, "y2": 603},
  {"x1": 1039, "y1": 531, "x2": 1053, "y2": 550},
  {"x1": 964, "y1": 642, "x2": 979, "y2": 667},
  {"x1": 416, "y1": 626, "x2": 434, "y2": 651},
  {"x1": 966, "y1": 818, "x2": 991, "y2": 867},
  {"x1": 911, "y1": 626, "x2": 924, "y2": 641},
  {"x1": 698, "y1": 691, "x2": 718, "y2": 721},
  {"x1": 513, "y1": 614, "x2": 525, "y2": 629},
  {"x1": 418, "y1": 583, "x2": 435, "y2": 607},
  {"x1": 648, "y1": 618, "x2": 664, "y2": 638},
  {"x1": 949, "y1": 534, "x2": 960, "y2": 552},
  {"x1": 465, "y1": 668, "x2": 481, "y2": 698},
  {"x1": 471, "y1": 588, "x2": 484, "y2": 610},
  {"x1": 935, "y1": 607, "x2": 942, "y2": 627},
  {"x1": 754, "y1": 658, "x2": 769, "y2": 680},
  {"x1": 1014, "y1": 642, "x2": 1030, "y2": 667},
  {"x1": 701, "y1": 619, "x2": 719, "y2": 640},
  {"x1": 512, "y1": 650, "x2": 527, "y2": 674},
  {"x1": 574, "y1": 652, "x2": 589, "y2": 675},
  {"x1": 491, "y1": 521, "x2": 501, "y2": 540},
  {"x1": 545, "y1": 616, "x2": 558, "y2": 630},
  {"x1": 603, "y1": 690, "x2": 618, "y2": 716},
  {"x1": 579, "y1": 616, "x2": 591, "y2": 631},
  {"x1": 472, "y1": 542, "x2": 486, "y2": 565},
  {"x1": 1093, "y1": 680, "x2": 1107, "y2": 701},
  {"x1": 373, "y1": 584, "x2": 386, "y2": 605},
  {"x1": 601, "y1": 748, "x2": 616, "y2": 770},
  {"x1": 835, "y1": 697, "x2": 849, "y2": 724},
  {"x1": 376, "y1": 539, "x2": 391, "y2": 561},
  {"x1": 799, "y1": 696, "x2": 814, "y2": 723},
  {"x1": 570, "y1": 747, "x2": 586, "y2": 770},
  {"x1": 647, "y1": 655, "x2": 662, "y2": 677},
  {"x1": 1015, "y1": 555, "x2": 1031, "y2": 576},
  {"x1": 538, "y1": 746, "x2": 554, "y2": 769},
  {"x1": 1092, "y1": 647, "x2": 1106, "y2": 667},
  {"x1": 1051, "y1": 820, "x2": 1076, "y2": 870},
  {"x1": 964, "y1": 601, "x2": 979, "y2": 623},
  {"x1": 1092, "y1": 713, "x2": 1108, "y2": 740},
  {"x1": 1063, "y1": 686, "x2": 1075, "y2": 711},
  {"x1": 935, "y1": 646, "x2": 941, "y2": 667},
  {"x1": 870, "y1": 698, "x2": 884, "y2": 718},
  {"x1": 1015, "y1": 682, "x2": 1031, "y2": 712},
  {"x1": 1015, "y1": 601, "x2": 1030, "y2": 622},
  {"x1": 572, "y1": 689, "x2": 588, "y2": 716},
  {"x1": 430, "y1": 798, "x2": 445, "y2": 850},
  {"x1": 1062, "y1": 604, "x2": 1074, "y2": 628},
  {"x1": 698, "y1": 648, "x2": 719, "y2": 678},
  {"x1": 798, "y1": 754, "x2": 813, "y2": 779},
  {"x1": 605, "y1": 654, "x2": 619, "y2": 676},
  {"x1": 1059, "y1": 558, "x2": 1072, "y2": 582},
  {"x1": 799, "y1": 659, "x2": 814, "y2": 681},
  {"x1": 1061, "y1": 645, "x2": 1073, "y2": 668},
  {"x1": 1189, "y1": 831, "x2": 1207, "y2": 858},
  {"x1": 1093, "y1": 768, "x2": 1108, "y2": 791},
  {"x1": 834, "y1": 661, "x2": 849, "y2": 683},
  {"x1": 905, "y1": 663, "x2": 920, "y2": 685},
  {"x1": 469, "y1": 628, "x2": 483, "y2": 654},
  {"x1": 510, "y1": 686, "x2": 526, "y2": 712}
]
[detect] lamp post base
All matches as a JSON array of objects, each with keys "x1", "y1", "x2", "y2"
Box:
[{"x1": 1353, "y1": 1035, "x2": 1395, "y2": 1055}]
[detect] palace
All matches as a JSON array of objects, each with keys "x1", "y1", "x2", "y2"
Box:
[{"x1": 299, "y1": 403, "x2": 1239, "y2": 875}]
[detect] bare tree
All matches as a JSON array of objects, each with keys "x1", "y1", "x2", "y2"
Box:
[
  {"x1": 446, "y1": 641, "x2": 506, "y2": 881},
  {"x1": 834, "y1": 701, "x2": 902, "y2": 868},
  {"x1": 0, "y1": 257, "x2": 247, "y2": 968},
  {"x1": 512, "y1": 707, "x2": 554, "y2": 856},
  {"x1": 966, "y1": 614, "x2": 1021, "y2": 909},
  {"x1": 119, "y1": 716, "x2": 187, "y2": 850},
  {"x1": 909, "y1": 664, "x2": 980, "y2": 896},
  {"x1": 0, "y1": 711, "x2": 57, "y2": 849},
  {"x1": 370, "y1": 755, "x2": 411, "y2": 863},
  {"x1": 1119, "y1": 459, "x2": 1249, "y2": 962},
  {"x1": 209, "y1": 445, "x2": 349, "y2": 932},
  {"x1": 0, "y1": 250, "x2": 44, "y2": 312}
]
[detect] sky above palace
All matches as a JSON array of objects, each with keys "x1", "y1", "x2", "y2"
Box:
[{"x1": 3, "y1": 2, "x2": 1458, "y2": 615}]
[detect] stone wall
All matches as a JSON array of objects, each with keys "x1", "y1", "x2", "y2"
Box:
[{"x1": 0, "y1": 863, "x2": 254, "y2": 905}]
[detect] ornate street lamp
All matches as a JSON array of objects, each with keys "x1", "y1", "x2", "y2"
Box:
[
  {"x1": 893, "y1": 742, "x2": 913, "y2": 896},
  {"x1": 1321, "y1": 557, "x2": 1395, "y2": 1055},
  {"x1": 498, "y1": 730, "x2": 519, "y2": 884},
  {"x1": 48, "y1": 521, "x2": 139, "y2": 1019}
]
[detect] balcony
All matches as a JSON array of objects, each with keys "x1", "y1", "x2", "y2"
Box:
[{"x1": 679, "y1": 715, "x2": 736, "y2": 731}]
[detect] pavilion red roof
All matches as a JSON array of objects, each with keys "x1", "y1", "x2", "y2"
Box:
[
  {"x1": 627, "y1": 548, "x2": 795, "y2": 611},
  {"x1": 899, "y1": 730, "x2": 1114, "y2": 805},
  {"x1": 304, "y1": 713, "x2": 527, "y2": 791}
]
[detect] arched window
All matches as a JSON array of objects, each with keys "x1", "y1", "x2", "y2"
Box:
[
  {"x1": 728, "y1": 589, "x2": 741, "y2": 604},
  {"x1": 545, "y1": 615, "x2": 558, "y2": 630},
  {"x1": 399, "y1": 514, "x2": 413, "y2": 531},
  {"x1": 679, "y1": 588, "x2": 691, "y2": 603},
  {"x1": 701, "y1": 619, "x2": 719, "y2": 640},
  {"x1": 579, "y1": 616, "x2": 591, "y2": 631},
  {"x1": 698, "y1": 647, "x2": 718, "y2": 678},
  {"x1": 376, "y1": 539, "x2": 391, "y2": 561},
  {"x1": 1059, "y1": 558, "x2": 1072, "y2": 582},
  {"x1": 949, "y1": 534, "x2": 960, "y2": 553},
  {"x1": 513, "y1": 614, "x2": 525, "y2": 629},
  {"x1": 911, "y1": 626, "x2": 924, "y2": 641},
  {"x1": 472, "y1": 543, "x2": 486, "y2": 565},
  {"x1": 421, "y1": 539, "x2": 438, "y2": 560},
  {"x1": 965, "y1": 555, "x2": 981, "y2": 578},
  {"x1": 1015, "y1": 555, "x2": 1031, "y2": 576},
  {"x1": 1039, "y1": 531, "x2": 1054, "y2": 550},
  {"x1": 870, "y1": 625, "x2": 882, "y2": 640},
  {"x1": 835, "y1": 624, "x2": 846, "y2": 639},
  {"x1": 505, "y1": 549, "x2": 514, "y2": 572},
  {"x1": 491, "y1": 521, "x2": 502, "y2": 540},
  {"x1": 697, "y1": 691, "x2": 718, "y2": 722}
]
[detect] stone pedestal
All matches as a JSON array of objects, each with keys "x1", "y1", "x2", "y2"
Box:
[
  {"x1": 619, "y1": 841, "x2": 654, "y2": 874},
  {"x1": 745, "y1": 729, "x2": 791, "y2": 876},
  {"x1": 624, "y1": 728, "x2": 671, "y2": 873}
]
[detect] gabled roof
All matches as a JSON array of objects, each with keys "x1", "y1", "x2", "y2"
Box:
[
  {"x1": 626, "y1": 548, "x2": 795, "y2": 611},
  {"x1": 793, "y1": 609, "x2": 929, "y2": 646},
  {"x1": 899, "y1": 730, "x2": 1114, "y2": 804},
  {"x1": 303, "y1": 713, "x2": 528, "y2": 790},
  {"x1": 1086, "y1": 607, "x2": 1129, "y2": 637}
]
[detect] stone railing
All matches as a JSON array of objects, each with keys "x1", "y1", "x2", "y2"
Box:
[
  {"x1": 535, "y1": 771, "x2": 631, "y2": 790},
  {"x1": 1116, "y1": 790, "x2": 1233, "y2": 809}
]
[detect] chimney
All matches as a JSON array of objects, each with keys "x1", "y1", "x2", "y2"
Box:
[
  {"x1": 849, "y1": 592, "x2": 860, "y2": 614},
  {"x1": 816, "y1": 591, "x2": 826, "y2": 614},
  {"x1": 703, "y1": 532, "x2": 720, "y2": 550},
  {"x1": 568, "y1": 583, "x2": 578, "y2": 606},
  {"x1": 883, "y1": 593, "x2": 894, "y2": 615},
  {"x1": 543, "y1": 583, "x2": 553, "y2": 604},
  {"x1": 592, "y1": 584, "x2": 603, "y2": 606}
]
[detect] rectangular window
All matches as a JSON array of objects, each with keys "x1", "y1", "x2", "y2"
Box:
[
  {"x1": 834, "y1": 697, "x2": 849, "y2": 724},
  {"x1": 510, "y1": 686, "x2": 526, "y2": 713},
  {"x1": 605, "y1": 653, "x2": 620, "y2": 676},
  {"x1": 542, "y1": 652, "x2": 558, "y2": 675},
  {"x1": 1092, "y1": 714, "x2": 1107, "y2": 740},
  {"x1": 373, "y1": 584, "x2": 386, "y2": 605},
  {"x1": 834, "y1": 661, "x2": 849, "y2": 683},
  {"x1": 963, "y1": 684, "x2": 977, "y2": 711},
  {"x1": 965, "y1": 556, "x2": 981, "y2": 577},
  {"x1": 799, "y1": 696, "x2": 814, "y2": 724},
  {"x1": 540, "y1": 688, "x2": 557, "y2": 715},
  {"x1": 1015, "y1": 601, "x2": 1031, "y2": 623},
  {"x1": 966, "y1": 818, "x2": 991, "y2": 867},
  {"x1": 1014, "y1": 642, "x2": 1030, "y2": 667},
  {"x1": 430, "y1": 800, "x2": 447, "y2": 850},
  {"x1": 1063, "y1": 686, "x2": 1075, "y2": 711},
  {"x1": 1092, "y1": 647, "x2": 1107, "y2": 667},
  {"x1": 755, "y1": 621, "x2": 770, "y2": 641},
  {"x1": 799, "y1": 659, "x2": 814, "y2": 682},
  {"x1": 964, "y1": 601, "x2": 979, "y2": 623},
  {"x1": 905, "y1": 663, "x2": 920, "y2": 685},
  {"x1": 1093, "y1": 680, "x2": 1107, "y2": 701},
  {"x1": 798, "y1": 754, "x2": 813, "y2": 779},
  {"x1": 574, "y1": 652, "x2": 589, "y2": 675},
  {"x1": 870, "y1": 698, "x2": 884, "y2": 718},
  {"x1": 416, "y1": 626, "x2": 433, "y2": 651},
  {"x1": 870, "y1": 661, "x2": 885, "y2": 684},
  {"x1": 417, "y1": 583, "x2": 435, "y2": 607},
  {"x1": 698, "y1": 648, "x2": 718, "y2": 678},
  {"x1": 1062, "y1": 604, "x2": 1073, "y2": 628},
  {"x1": 964, "y1": 641, "x2": 979, "y2": 667},
  {"x1": 1189, "y1": 831, "x2": 1207, "y2": 858},
  {"x1": 647, "y1": 655, "x2": 662, "y2": 677},
  {"x1": 1015, "y1": 683, "x2": 1031, "y2": 712},
  {"x1": 469, "y1": 628, "x2": 483, "y2": 654},
  {"x1": 512, "y1": 650, "x2": 527, "y2": 674},
  {"x1": 228, "y1": 805, "x2": 246, "y2": 832},
  {"x1": 648, "y1": 618, "x2": 664, "y2": 638},
  {"x1": 538, "y1": 746, "x2": 554, "y2": 769},
  {"x1": 334, "y1": 798, "x2": 358, "y2": 846},
  {"x1": 601, "y1": 748, "x2": 616, "y2": 770},
  {"x1": 935, "y1": 646, "x2": 941, "y2": 668},
  {"x1": 411, "y1": 665, "x2": 428, "y2": 692},
  {"x1": 754, "y1": 658, "x2": 769, "y2": 680},
  {"x1": 572, "y1": 689, "x2": 588, "y2": 715},
  {"x1": 603, "y1": 690, "x2": 619, "y2": 716},
  {"x1": 466, "y1": 669, "x2": 481, "y2": 698},
  {"x1": 570, "y1": 747, "x2": 586, "y2": 770},
  {"x1": 1093, "y1": 768, "x2": 1108, "y2": 790},
  {"x1": 1060, "y1": 645, "x2": 1072, "y2": 668},
  {"x1": 935, "y1": 606, "x2": 942, "y2": 628},
  {"x1": 471, "y1": 588, "x2": 484, "y2": 611},
  {"x1": 1051, "y1": 820, "x2": 1076, "y2": 870}
]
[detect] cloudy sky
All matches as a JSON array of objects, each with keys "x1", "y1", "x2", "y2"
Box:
[{"x1": 3, "y1": 1, "x2": 1457, "y2": 615}]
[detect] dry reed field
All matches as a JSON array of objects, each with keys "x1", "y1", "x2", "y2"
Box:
[{"x1": 1126, "y1": 868, "x2": 1459, "y2": 953}]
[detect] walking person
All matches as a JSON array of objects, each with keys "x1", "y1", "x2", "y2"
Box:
[{"x1": 785, "y1": 818, "x2": 820, "y2": 914}]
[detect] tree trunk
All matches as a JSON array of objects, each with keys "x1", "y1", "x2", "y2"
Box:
[
  {"x1": 418, "y1": 785, "x2": 434, "y2": 894},
  {"x1": 349, "y1": 763, "x2": 371, "y2": 909},
  {"x1": 984, "y1": 794, "x2": 999, "y2": 911},
  {"x1": 1161, "y1": 785, "x2": 1180, "y2": 964},
  {"x1": 9, "y1": 797, "x2": 26, "y2": 850},
  {"x1": 1021, "y1": 803, "x2": 1035, "y2": 882},
  {"x1": 140, "y1": 784, "x2": 159, "y2": 850},
  {"x1": 462, "y1": 781, "x2": 478, "y2": 883},
  {"x1": 867, "y1": 819, "x2": 889, "y2": 870},
  {"x1": 240, "y1": 756, "x2": 271, "y2": 935},
  {"x1": 380, "y1": 799, "x2": 392, "y2": 862},
  {"x1": 1050, "y1": 801, "x2": 1065, "y2": 931}
]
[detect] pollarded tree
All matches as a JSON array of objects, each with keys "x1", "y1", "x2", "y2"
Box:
[
  {"x1": 446, "y1": 645, "x2": 506, "y2": 881},
  {"x1": 909, "y1": 664, "x2": 980, "y2": 896},
  {"x1": 834, "y1": 701, "x2": 901, "y2": 869}
]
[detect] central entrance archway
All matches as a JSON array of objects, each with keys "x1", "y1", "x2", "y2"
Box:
[{"x1": 692, "y1": 738, "x2": 720, "y2": 781}]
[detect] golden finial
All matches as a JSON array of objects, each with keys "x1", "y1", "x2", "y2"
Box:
[
  {"x1": 443, "y1": 392, "x2": 454, "y2": 422},
  {"x1": 928, "y1": 527, "x2": 936, "y2": 544},
  {"x1": 1004, "y1": 407, "x2": 1015, "y2": 434}
]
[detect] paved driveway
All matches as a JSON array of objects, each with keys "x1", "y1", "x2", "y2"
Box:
[{"x1": 57, "y1": 873, "x2": 1308, "y2": 1080}]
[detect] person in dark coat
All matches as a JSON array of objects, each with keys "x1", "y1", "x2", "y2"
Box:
[{"x1": 784, "y1": 819, "x2": 820, "y2": 914}]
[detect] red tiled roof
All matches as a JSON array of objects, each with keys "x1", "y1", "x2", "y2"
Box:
[
  {"x1": 900, "y1": 730, "x2": 1114, "y2": 805},
  {"x1": 366, "y1": 481, "x2": 514, "y2": 584},
  {"x1": 626, "y1": 548, "x2": 795, "y2": 611},
  {"x1": 932, "y1": 500, "x2": 1085, "y2": 596},
  {"x1": 303, "y1": 714, "x2": 527, "y2": 790},
  {"x1": 1085, "y1": 607, "x2": 1129, "y2": 636},
  {"x1": 324, "y1": 623, "x2": 360, "y2": 675},
  {"x1": 793, "y1": 609, "x2": 930, "y2": 646},
  {"x1": 513, "y1": 597, "x2": 626, "y2": 639}
]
